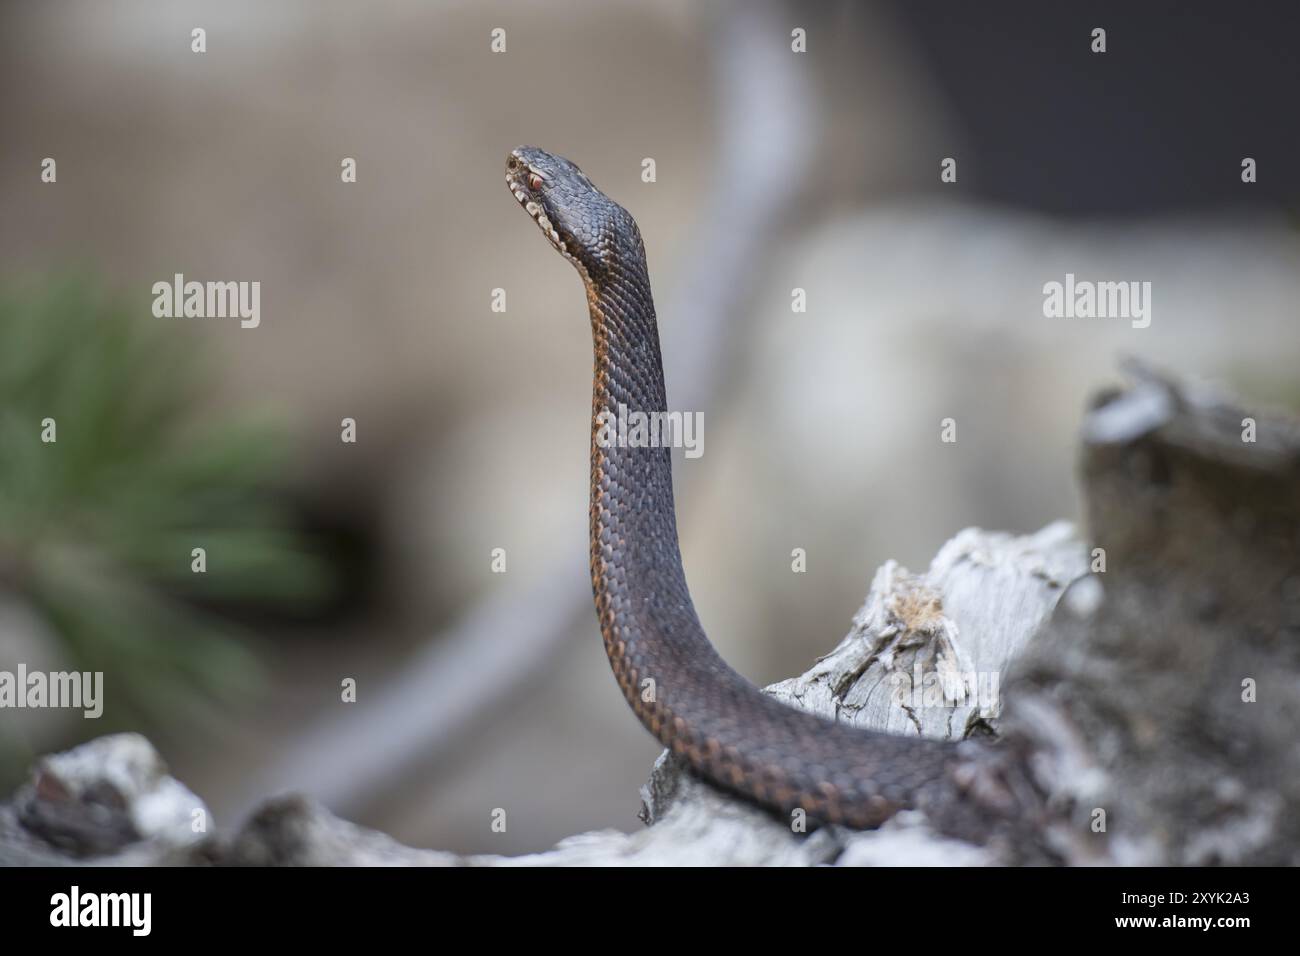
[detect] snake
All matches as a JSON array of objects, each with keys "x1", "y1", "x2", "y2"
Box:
[{"x1": 505, "y1": 146, "x2": 1036, "y2": 839}]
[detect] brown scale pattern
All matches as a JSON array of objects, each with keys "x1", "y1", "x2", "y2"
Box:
[{"x1": 506, "y1": 146, "x2": 1021, "y2": 836}]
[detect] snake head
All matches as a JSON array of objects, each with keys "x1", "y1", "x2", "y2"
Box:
[{"x1": 506, "y1": 146, "x2": 641, "y2": 281}]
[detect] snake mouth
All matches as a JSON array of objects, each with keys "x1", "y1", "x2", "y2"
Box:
[{"x1": 505, "y1": 152, "x2": 579, "y2": 266}]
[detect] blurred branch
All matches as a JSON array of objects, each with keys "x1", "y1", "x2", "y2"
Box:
[{"x1": 240, "y1": 0, "x2": 822, "y2": 817}]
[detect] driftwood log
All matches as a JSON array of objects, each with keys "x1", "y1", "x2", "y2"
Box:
[{"x1": 2, "y1": 363, "x2": 1296, "y2": 866}]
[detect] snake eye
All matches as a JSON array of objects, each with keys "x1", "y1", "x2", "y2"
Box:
[{"x1": 528, "y1": 173, "x2": 544, "y2": 191}]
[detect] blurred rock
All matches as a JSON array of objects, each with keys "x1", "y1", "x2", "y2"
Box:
[
  {"x1": 1006, "y1": 362, "x2": 1300, "y2": 865},
  {"x1": 0, "y1": 733, "x2": 213, "y2": 865},
  {"x1": 226, "y1": 795, "x2": 455, "y2": 866}
]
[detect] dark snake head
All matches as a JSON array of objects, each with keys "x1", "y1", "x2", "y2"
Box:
[{"x1": 506, "y1": 146, "x2": 642, "y2": 283}]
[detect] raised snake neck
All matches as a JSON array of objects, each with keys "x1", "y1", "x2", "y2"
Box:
[{"x1": 505, "y1": 146, "x2": 1032, "y2": 837}]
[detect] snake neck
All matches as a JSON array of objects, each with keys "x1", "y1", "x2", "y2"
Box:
[{"x1": 584, "y1": 263, "x2": 696, "y2": 641}]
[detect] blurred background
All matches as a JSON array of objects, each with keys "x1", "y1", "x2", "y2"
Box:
[{"x1": 1, "y1": 0, "x2": 1297, "y2": 856}]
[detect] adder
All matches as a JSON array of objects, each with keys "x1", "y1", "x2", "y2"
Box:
[{"x1": 505, "y1": 146, "x2": 1043, "y2": 844}]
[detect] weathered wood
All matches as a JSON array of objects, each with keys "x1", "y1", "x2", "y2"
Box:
[{"x1": 1003, "y1": 361, "x2": 1300, "y2": 865}]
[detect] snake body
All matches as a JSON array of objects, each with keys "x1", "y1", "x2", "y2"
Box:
[{"x1": 505, "y1": 146, "x2": 1024, "y2": 835}]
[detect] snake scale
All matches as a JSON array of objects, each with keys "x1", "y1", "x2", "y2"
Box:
[{"x1": 505, "y1": 146, "x2": 1039, "y2": 841}]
